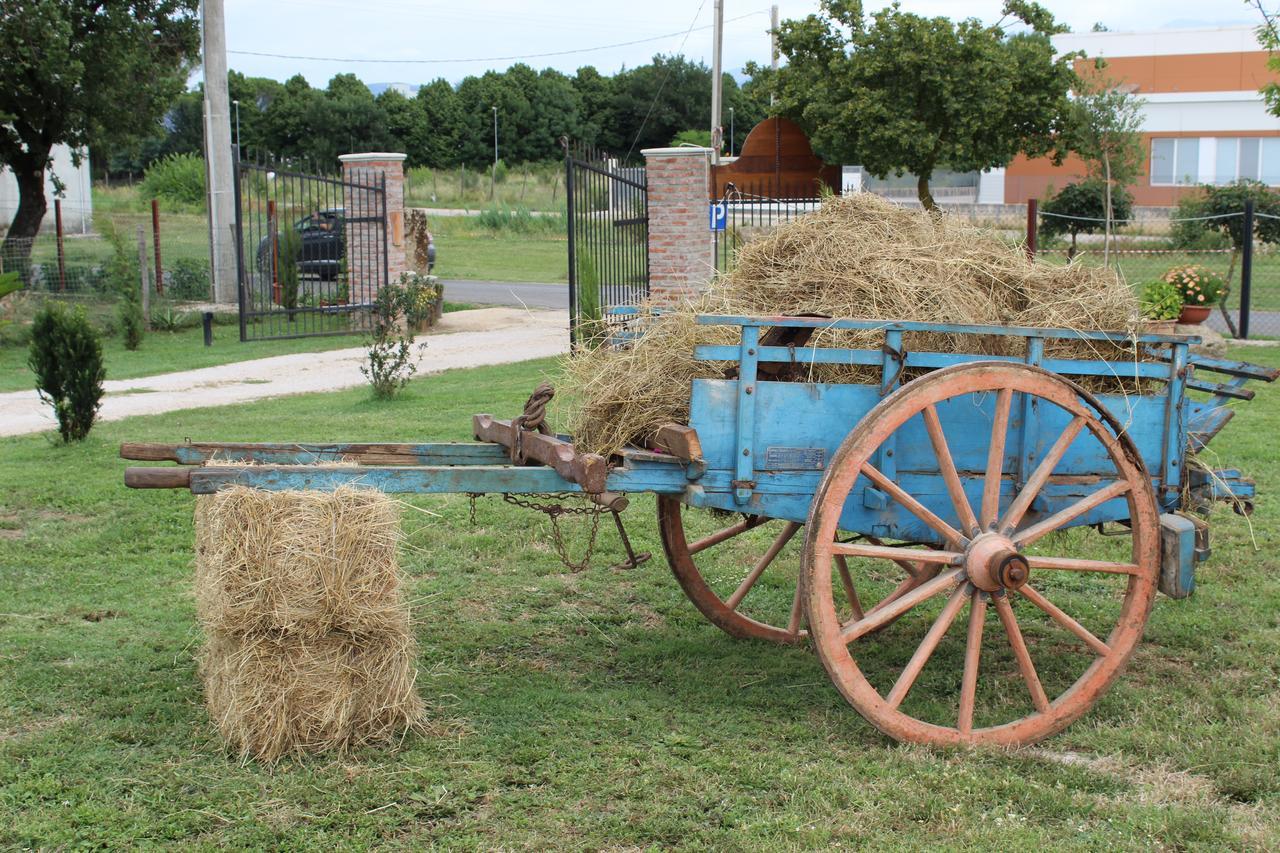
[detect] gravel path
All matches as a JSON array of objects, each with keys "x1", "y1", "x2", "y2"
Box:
[{"x1": 0, "y1": 308, "x2": 567, "y2": 438}]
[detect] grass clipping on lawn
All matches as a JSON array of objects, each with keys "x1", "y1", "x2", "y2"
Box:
[
  {"x1": 195, "y1": 485, "x2": 423, "y2": 762},
  {"x1": 564, "y1": 194, "x2": 1141, "y2": 458}
]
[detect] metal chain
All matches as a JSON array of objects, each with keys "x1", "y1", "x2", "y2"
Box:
[
  {"x1": 467, "y1": 492, "x2": 483, "y2": 526},
  {"x1": 502, "y1": 492, "x2": 604, "y2": 571}
]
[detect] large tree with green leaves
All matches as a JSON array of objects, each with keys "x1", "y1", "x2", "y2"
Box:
[
  {"x1": 762, "y1": 0, "x2": 1078, "y2": 209},
  {"x1": 0, "y1": 0, "x2": 199, "y2": 266}
]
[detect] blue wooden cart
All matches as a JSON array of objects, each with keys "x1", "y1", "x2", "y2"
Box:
[{"x1": 123, "y1": 315, "x2": 1276, "y2": 746}]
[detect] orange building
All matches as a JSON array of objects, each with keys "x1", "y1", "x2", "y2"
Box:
[{"x1": 1003, "y1": 25, "x2": 1280, "y2": 207}]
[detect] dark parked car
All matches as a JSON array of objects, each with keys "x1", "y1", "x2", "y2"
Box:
[{"x1": 256, "y1": 208, "x2": 434, "y2": 280}]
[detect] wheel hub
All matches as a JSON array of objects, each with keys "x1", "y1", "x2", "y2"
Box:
[{"x1": 964, "y1": 533, "x2": 1030, "y2": 592}]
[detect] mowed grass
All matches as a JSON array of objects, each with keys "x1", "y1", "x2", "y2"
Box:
[
  {"x1": 2, "y1": 352, "x2": 1280, "y2": 847},
  {"x1": 429, "y1": 215, "x2": 567, "y2": 284}
]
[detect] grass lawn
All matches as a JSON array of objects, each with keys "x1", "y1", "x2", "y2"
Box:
[
  {"x1": 429, "y1": 216, "x2": 567, "y2": 284},
  {"x1": 3, "y1": 350, "x2": 1280, "y2": 847}
]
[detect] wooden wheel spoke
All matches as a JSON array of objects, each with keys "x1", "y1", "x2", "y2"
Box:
[
  {"x1": 1000, "y1": 415, "x2": 1087, "y2": 535},
  {"x1": 1013, "y1": 480, "x2": 1131, "y2": 548},
  {"x1": 957, "y1": 591, "x2": 987, "y2": 735},
  {"x1": 1024, "y1": 555, "x2": 1139, "y2": 575},
  {"x1": 725, "y1": 522, "x2": 801, "y2": 610},
  {"x1": 834, "y1": 555, "x2": 864, "y2": 621},
  {"x1": 1016, "y1": 584, "x2": 1110, "y2": 657},
  {"x1": 885, "y1": 584, "x2": 969, "y2": 710},
  {"x1": 923, "y1": 404, "x2": 979, "y2": 537},
  {"x1": 688, "y1": 515, "x2": 768, "y2": 555},
  {"x1": 840, "y1": 568, "x2": 964, "y2": 643},
  {"x1": 859, "y1": 462, "x2": 966, "y2": 547},
  {"x1": 786, "y1": 579, "x2": 805, "y2": 635},
  {"x1": 981, "y1": 388, "x2": 1013, "y2": 530},
  {"x1": 993, "y1": 595, "x2": 1051, "y2": 714},
  {"x1": 831, "y1": 542, "x2": 959, "y2": 566}
]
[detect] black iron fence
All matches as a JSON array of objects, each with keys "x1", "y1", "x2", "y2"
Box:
[
  {"x1": 234, "y1": 155, "x2": 388, "y2": 341},
  {"x1": 564, "y1": 139, "x2": 647, "y2": 346}
]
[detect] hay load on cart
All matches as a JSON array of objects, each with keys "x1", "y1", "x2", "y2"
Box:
[
  {"x1": 566, "y1": 193, "x2": 1142, "y2": 458},
  {"x1": 123, "y1": 194, "x2": 1277, "y2": 749}
]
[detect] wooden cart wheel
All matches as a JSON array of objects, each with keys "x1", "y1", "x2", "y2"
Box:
[
  {"x1": 802, "y1": 362, "x2": 1159, "y2": 747},
  {"x1": 657, "y1": 498, "x2": 936, "y2": 645}
]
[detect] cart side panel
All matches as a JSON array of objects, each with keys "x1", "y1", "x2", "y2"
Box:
[{"x1": 688, "y1": 378, "x2": 1171, "y2": 540}]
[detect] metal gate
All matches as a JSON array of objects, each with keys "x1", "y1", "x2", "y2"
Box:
[
  {"x1": 234, "y1": 156, "x2": 389, "y2": 341},
  {"x1": 563, "y1": 139, "x2": 648, "y2": 346}
]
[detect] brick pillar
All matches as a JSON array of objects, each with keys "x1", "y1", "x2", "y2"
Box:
[
  {"x1": 642, "y1": 147, "x2": 714, "y2": 303},
  {"x1": 339, "y1": 152, "x2": 406, "y2": 303}
]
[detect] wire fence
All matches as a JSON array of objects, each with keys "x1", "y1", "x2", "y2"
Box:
[{"x1": 1, "y1": 201, "x2": 212, "y2": 303}]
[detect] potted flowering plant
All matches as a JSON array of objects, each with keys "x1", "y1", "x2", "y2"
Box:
[{"x1": 1162, "y1": 265, "x2": 1225, "y2": 324}]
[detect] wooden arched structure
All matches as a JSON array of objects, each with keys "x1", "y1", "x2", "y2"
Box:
[{"x1": 711, "y1": 116, "x2": 840, "y2": 200}]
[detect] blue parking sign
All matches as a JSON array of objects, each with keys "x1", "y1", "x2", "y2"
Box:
[{"x1": 708, "y1": 202, "x2": 727, "y2": 231}]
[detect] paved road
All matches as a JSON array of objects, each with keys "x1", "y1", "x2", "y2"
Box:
[{"x1": 444, "y1": 279, "x2": 567, "y2": 310}]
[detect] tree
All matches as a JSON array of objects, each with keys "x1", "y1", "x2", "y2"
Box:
[
  {"x1": 763, "y1": 1, "x2": 1077, "y2": 209},
  {"x1": 1253, "y1": 2, "x2": 1280, "y2": 116},
  {"x1": 415, "y1": 79, "x2": 463, "y2": 167},
  {"x1": 0, "y1": 0, "x2": 199, "y2": 269},
  {"x1": 1039, "y1": 180, "x2": 1133, "y2": 258},
  {"x1": 1062, "y1": 71, "x2": 1144, "y2": 263}
]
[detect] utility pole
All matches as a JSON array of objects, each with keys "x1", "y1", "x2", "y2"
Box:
[
  {"x1": 770, "y1": 4, "x2": 779, "y2": 106},
  {"x1": 710, "y1": 0, "x2": 724, "y2": 164},
  {"x1": 201, "y1": 0, "x2": 237, "y2": 304},
  {"x1": 729, "y1": 107, "x2": 735, "y2": 157}
]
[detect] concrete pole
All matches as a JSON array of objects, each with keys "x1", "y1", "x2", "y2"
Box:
[
  {"x1": 770, "y1": 5, "x2": 779, "y2": 107},
  {"x1": 201, "y1": 0, "x2": 238, "y2": 304},
  {"x1": 710, "y1": 0, "x2": 724, "y2": 165}
]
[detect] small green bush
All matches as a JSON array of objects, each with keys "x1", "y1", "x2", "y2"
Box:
[
  {"x1": 140, "y1": 153, "x2": 207, "y2": 207},
  {"x1": 167, "y1": 257, "x2": 210, "y2": 301},
  {"x1": 27, "y1": 302, "x2": 105, "y2": 442},
  {"x1": 119, "y1": 292, "x2": 144, "y2": 350},
  {"x1": 277, "y1": 226, "x2": 303, "y2": 312},
  {"x1": 475, "y1": 205, "x2": 563, "y2": 234},
  {"x1": 1139, "y1": 281, "x2": 1183, "y2": 320}
]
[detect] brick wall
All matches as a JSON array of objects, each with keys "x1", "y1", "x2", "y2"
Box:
[
  {"x1": 642, "y1": 147, "x2": 714, "y2": 303},
  {"x1": 339, "y1": 152, "x2": 406, "y2": 302}
]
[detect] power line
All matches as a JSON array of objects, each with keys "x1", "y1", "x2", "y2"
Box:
[
  {"x1": 625, "y1": 0, "x2": 712, "y2": 161},
  {"x1": 228, "y1": 9, "x2": 768, "y2": 65}
]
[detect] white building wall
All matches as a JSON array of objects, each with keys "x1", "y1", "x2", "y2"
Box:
[{"x1": 0, "y1": 145, "x2": 93, "y2": 234}]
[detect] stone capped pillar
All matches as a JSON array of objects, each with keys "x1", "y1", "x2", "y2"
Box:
[
  {"x1": 339, "y1": 152, "x2": 406, "y2": 303},
  {"x1": 642, "y1": 147, "x2": 714, "y2": 303}
]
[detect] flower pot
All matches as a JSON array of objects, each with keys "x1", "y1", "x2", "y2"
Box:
[
  {"x1": 1141, "y1": 319, "x2": 1177, "y2": 336},
  {"x1": 1178, "y1": 305, "x2": 1211, "y2": 324}
]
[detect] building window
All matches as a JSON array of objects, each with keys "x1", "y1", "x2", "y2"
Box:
[
  {"x1": 1151, "y1": 138, "x2": 1200, "y2": 186},
  {"x1": 1213, "y1": 137, "x2": 1280, "y2": 185}
]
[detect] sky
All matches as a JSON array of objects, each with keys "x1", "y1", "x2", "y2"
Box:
[{"x1": 220, "y1": 0, "x2": 1260, "y2": 89}]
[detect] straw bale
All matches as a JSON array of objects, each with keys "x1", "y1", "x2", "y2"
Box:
[
  {"x1": 565, "y1": 194, "x2": 1142, "y2": 457},
  {"x1": 193, "y1": 484, "x2": 424, "y2": 762},
  {"x1": 195, "y1": 485, "x2": 406, "y2": 638},
  {"x1": 200, "y1": 626, "x2": 423, "y2": 763}
]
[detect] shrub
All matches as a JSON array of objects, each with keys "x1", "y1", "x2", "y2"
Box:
[
  {"x1": 119, "y1": 290, "x2": 144, "y2": 350},
  {"x1": 140, "y1": 153, "x2": 207, "y2": 207},
  {"x1": 493, "y1": 158, "x2": 508, "y2": 184},
  {"x1": 361, "y1": 280, "x2": 426, "y2": 399},
  {"x1": 1039, "y1": 180, "x2": 1133, "y2": 256},
  {"x1": 1172, "y1": 180, "x2": 1280, "y2": 250},
  {"x1": 27, "y1": 302, "x2": 105, "y2": 442},
  {"x1": 276, "y1": 226, "x2": 303, "y2": 313},
  {"x1": 1164, "y1": 265, "x2": 1225, "y2": 307},
  {"x1": 1139, "y1": 281, "x2": 1183, "y2": 320},
  {"x1": 168, "y1": 257, "x2": 210, "y2": 301},
  {"x1": 670, "y1": 129, "x2": 713, "y2": 148},
  {"x1": 475, "y1": 205, "x2": 562, "y2": 234}
]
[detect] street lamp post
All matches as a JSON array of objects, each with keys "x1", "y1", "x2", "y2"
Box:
[
  {"x1": 729, "y1": 107, "x2": 734, "y2": 157},
  {"x1": 491, "y1": 106, "x2": 498, "y2": 201}
]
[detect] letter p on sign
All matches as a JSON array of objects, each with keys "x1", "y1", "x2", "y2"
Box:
[{"x1": 708, "y1": 202, "x2": 727, "y2": 232}]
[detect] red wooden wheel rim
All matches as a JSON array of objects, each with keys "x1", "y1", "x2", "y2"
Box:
[
  {"x1": 658, "y1": 496, "x2": 805, "y2": 644},
  {"x1": 802, "y1": 362, "x2": 1160, "y2": 747}
]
